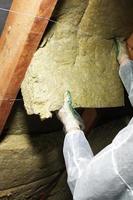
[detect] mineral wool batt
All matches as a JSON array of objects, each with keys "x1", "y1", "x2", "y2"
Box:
[{"x1": 21, "y1": 0, "x2": 133, "y2": 119}]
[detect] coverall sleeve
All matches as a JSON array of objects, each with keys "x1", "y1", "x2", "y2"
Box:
[{"x1": 63, "y1": 130, "x2": 94, "y2": 194}]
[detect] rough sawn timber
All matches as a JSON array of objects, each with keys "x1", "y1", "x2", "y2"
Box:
[{"x1": 0, "y1": 0, "x2": 57, "y2": 133}]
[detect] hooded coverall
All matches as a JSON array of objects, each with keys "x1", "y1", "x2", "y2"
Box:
[{"x1": 63, "y1": 59, "x2": 133, "y2": 200}]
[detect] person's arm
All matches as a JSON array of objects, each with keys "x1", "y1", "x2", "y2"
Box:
[
  {"x1": 58, "y1": 91, "x2": 94, "y2": 194},
  {"x1": 58, "y1": 91, "x2": 133, "y2": 199},
  {"x1": 63, "y1": 129, "x2": 94, "y2": 194}
]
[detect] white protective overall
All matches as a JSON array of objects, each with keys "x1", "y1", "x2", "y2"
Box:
[{"x1": 63, "y1": 59, "x2": 133, "y2": 200}]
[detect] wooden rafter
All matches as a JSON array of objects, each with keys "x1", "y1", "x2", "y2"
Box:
[{"x1": 0, "y1": 0, "x2": 57, "y2": 134}]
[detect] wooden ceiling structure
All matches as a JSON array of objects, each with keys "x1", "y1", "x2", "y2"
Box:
[{"x1": 0, "y1": 0, "x2": 57, "y2": 134}]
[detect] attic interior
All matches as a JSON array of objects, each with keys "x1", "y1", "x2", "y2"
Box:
[{"x1": 0, "y1": 0, "x2": 133, "y2": 199}]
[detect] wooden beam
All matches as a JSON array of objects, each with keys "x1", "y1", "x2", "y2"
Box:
[{"x1": 0, "y1": 0, "x2": 57, "y2": 134}]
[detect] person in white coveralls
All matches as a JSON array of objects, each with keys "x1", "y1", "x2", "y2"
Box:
[{"x1": 58, "y1": 40, "x2": 133, "y2": 200}]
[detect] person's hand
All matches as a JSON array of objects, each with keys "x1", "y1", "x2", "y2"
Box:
[{"x1": 57, "y1": 91, "x2": 84, "y2": 133}]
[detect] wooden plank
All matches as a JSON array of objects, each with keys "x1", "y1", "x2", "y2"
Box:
[{"x1": 0, "y1": 0, "x2": 57, "y2": 134}]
